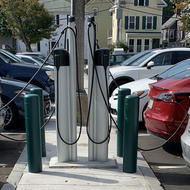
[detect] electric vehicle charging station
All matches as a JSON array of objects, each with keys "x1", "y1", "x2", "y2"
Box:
[
  {"x1": 53, "y1": 16, "x2": 77, "y2": 163},
  {"x1": 87, "y1": 17, "x2": 110, "y2": 161}
]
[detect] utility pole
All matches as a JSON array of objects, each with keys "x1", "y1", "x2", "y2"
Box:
[
  {"x1": 71, "y1": 0, "x2": 88, "y2": 125},
  {"x1": 116, "y1": 0, "x2": 122, "y2": 47},
  {"x1": 71, "y1": 0, "x2": 84, "y2": 91}
]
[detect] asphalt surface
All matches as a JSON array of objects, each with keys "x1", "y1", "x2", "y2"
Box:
[
  {"x1": 0, "y1": 132, "x2": 25, "y2": 188},
  {"x1": 138, "y1": 128, "x2": 190, "y2": 190}
]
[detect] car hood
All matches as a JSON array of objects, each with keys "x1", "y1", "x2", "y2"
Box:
[
  {"x1": 109, "y1": 65, "x2": 141, "y2": 74},
  {"x1": 118, "y1": 78, "x2": 156, "y2": 93},
  {"x1": 0, "y1": 77, "x2": 49, "y2": 96},
  {"x1": 13, "y1": 62, "x2": 51, "y2": 71}
]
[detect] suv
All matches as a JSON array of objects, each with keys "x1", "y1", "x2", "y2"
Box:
[
  {"x1": 0, "y1": 49, "x2": 54, "y2": 101},
  {"x1": 109, "y1": 48, "x2": 190, "y2": 96}
]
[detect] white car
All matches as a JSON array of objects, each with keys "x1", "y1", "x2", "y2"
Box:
[
  {"x1": 110, "y1": 58, "x2": 190, "y2": 123},
  {"x1": 181, "y1": 107, "x2": 190, "y2": 168},
  {"x1": 109, "y1": 48, "x2": 190, "y2": 96}
]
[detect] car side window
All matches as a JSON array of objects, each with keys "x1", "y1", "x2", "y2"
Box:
[
  {"x1": 22, "y1": 57, "x2": 36, "y2": 64},
  {"x1": 0, "y1": 52, "x2": 12, "y2": 64},
  {"x1": 174, "y1": 51, "x2": 190, "y2": 64},
  {"x1": 151, "y1": 52, "x2": 173, "y2": 66}
]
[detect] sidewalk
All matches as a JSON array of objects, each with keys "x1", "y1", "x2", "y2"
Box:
[{"x1": 1, "y1": 115, "x2": 163, "y2": 190}]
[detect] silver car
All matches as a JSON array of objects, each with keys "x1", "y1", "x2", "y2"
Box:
[{"x1": 181, "y1": 108, "x2": 190, "y2": 168}]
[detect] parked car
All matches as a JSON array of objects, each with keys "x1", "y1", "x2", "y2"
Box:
[
  {"x1": 0, "y1": 77, "x2": 51, "y2": 130},
  {"x1": 110, "y1": 59, "x2": 190, "y2": 123},
  {"x1": 181, "y1": 108, "x2": 190, "y2": 168},
  {"x1": 16, "y1": 52, "x2": 54, "y2": 65},
  {"x1": 109, "y1": 53, "x2": 134, "y2": 66},
  {"x1": 109, "y1": 48, "x2": 190, "y2": 96},
  {"x1": 0, "y1": 96, "x2": 6, "y2": 130},
  {"x1": 144, "y1": 69, "x2": 190, "y2": 143},
  {"x1": 0, "y1": 49, "x2": 54, "y2": 101},
  {"x1": 16, "y1": 54, "x2": 54, "y2": 79}
]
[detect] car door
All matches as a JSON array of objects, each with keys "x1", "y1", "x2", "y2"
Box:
[{"x1": 138, "y1": 51, "x2": 174, "y2": 79}]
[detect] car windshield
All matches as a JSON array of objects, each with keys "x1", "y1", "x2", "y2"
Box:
[
  {"x1": 154, "y1": 59, "x2": 190, "y2": 80},
  {"x1": 121, "y1": 51, "x2": 155, "y2": 66},
  {"x1": 168, "y1": 69, "x2": 190, "y2": 80},
  {"x1": 121, "y1": 51, "x2": 151, "y2": 66}
]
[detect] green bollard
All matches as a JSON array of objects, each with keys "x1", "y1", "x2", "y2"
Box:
[
  {"x1": 117, "y1": 88, "x2": 131, "y2": 157},
  {"x1": 123, "y1": 95, "x2": 139, "y2": 173},
  {"x1": 30, "y1": 88, "x2": 46, "y2": 157},
  {"x1": 24, "y1": 94, "x2": 42, "y2": 173}
]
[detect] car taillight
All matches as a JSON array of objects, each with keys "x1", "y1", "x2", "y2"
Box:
[{"x1": 157, "y1": 93, "x2": 175, "y2": 103}]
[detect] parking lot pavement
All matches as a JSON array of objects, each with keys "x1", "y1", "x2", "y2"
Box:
[
  {"x1": 138, "y1": 129, "x2": 190, "y2": 190},
  {"x1": 0, "y1": 133, "x2": 25, "y2": 188}
]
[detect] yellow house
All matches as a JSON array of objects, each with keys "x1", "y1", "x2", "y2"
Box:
[
  {"x1": 85, "y1": 0, "x2": 114, "y2": 48},
  {"x1": 111, "y1": 0, "x2": 167, "y2": 53}
]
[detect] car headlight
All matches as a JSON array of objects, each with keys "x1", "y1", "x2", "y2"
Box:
[
  {"x1": 46, "y1": 70, "x2": 54, "y2": 80},
  {"x1": 15, "y1": 90, "x2": 30, "y2": 97},
  {"x1": 132, "y1": 91, "x2": 145, "y2": 96}
]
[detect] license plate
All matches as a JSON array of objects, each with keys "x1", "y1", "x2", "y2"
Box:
[{"x1": 148, "y1": 99, "x2": 154, "y2": 109}]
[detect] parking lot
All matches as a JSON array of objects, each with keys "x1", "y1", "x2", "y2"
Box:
[
  {"x1": 138, "y1": 127, "x2": 190, "y2": 190},
  {"x1": 0, "y1": 131, "x2": 25, "y2": 188}
]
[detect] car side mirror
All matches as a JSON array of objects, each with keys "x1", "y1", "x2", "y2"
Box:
[{"x1": 147, "y1": 61, "x2": 154, "y2": 69}]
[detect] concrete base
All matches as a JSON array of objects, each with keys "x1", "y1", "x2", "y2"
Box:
[
  {"x1": 49, "y1": 156, "x2": 117, "y2": 169},
  {"x1": 77, "y1": 90, "x2": 88, "y2": 126}
]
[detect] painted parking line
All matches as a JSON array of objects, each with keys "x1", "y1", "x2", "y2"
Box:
[
  {"x1": 155, "y1": 165, "x2": 187, "y2": 169},
  {"x1": 138, "y1": 133, "x2": 151, "y2": 137}
]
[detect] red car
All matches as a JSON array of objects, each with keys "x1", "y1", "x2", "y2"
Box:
[{"x1": 144, "y1": 69, "x2": 190, "y2": 143}]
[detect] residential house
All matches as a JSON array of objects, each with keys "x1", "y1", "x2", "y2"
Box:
[
  {"x1": 162, "y1": 14, "x2": 187, "y2": 47},
  {"x1": 17, "y1": 0, "x2": 70, "y2": 56},
  {"x1": 85, "y1": 0, "x2": 114, "y2": 48},
  {"x1": 111, "y1": 0, "x2": 167, "y2": 53}
]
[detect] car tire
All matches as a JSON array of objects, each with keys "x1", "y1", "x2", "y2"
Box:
[
  {"x1": 109, "y1": 78, "x2": 133, "y2": 97},
  {"x1": 3, "y1": 102, "x2": 19, "y2": 130}
]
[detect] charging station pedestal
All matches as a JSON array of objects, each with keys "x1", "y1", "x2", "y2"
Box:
[
  {"x1": 54, "y1": 16, "x2": 77, "y2": 162},
  {"x1": 88, "y1": 18, "x2": 110, "y2": 161}
]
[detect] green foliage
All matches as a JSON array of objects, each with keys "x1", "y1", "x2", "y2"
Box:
[
  {"x1": 0, "y1": 0, "x2": 57, "y2": 51},
  {"x1": 108, "y1": 42, "x2": 128, "y2": 53},
  {"x1": 162, "y1": 0, "x2": 175, "y2": 24},
  {"x1": 0, "y1": 7, "x2": 12, "y2": 36}
]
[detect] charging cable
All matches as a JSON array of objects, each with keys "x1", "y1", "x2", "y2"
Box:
[{"x1": 56, "y1": 26, "x2": 83, "y2": 145}]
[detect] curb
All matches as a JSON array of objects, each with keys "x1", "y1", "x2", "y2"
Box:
[{"x1": 1, "y1": 146, "x2": 27, "y2": 190}]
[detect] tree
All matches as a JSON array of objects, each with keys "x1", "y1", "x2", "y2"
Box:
[
  {"x1": 0, "y1": 0, "x2": 57, "y2": 51},
  {"x1": 162, "y1": 0, "x2": 175, "y2": 24},
  {"x1": 0, "y1": 7, "x2": 12, "y2": 36}
]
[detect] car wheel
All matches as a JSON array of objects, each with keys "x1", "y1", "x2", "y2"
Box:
[
  {"x1": 3, "y1": 103, "x2": 18, "y2": 130},
  {"x1": 109, "y1": 78, "x2": 133, "y2": 97},
  {"x1": 141, "y1": 103, "x2": 148, "y2": 129}
]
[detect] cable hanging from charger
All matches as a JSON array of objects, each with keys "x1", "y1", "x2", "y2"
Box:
[
  {"x1": 56, "y1": 25, "x2": 83, "y2": 146},
  {"x1": 86, "y1": 20, "x2": 113, "y2": 144}
]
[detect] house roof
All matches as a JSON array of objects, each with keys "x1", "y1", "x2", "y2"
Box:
[
  {"x1": 162, "y1": 14, "x2": 179, "y2": 29},
  {"x1": 85, "y1": 0, "x2": 114, "y2": 8}
]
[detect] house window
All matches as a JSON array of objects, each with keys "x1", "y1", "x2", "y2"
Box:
[
  {"x1": 142, "y1": 16, "x2": 157, "y2": 30},
  {"x1": 147, "y1": 16, "x2": 152, "y2": 29},
  {"x1": 144, "y1": 39, "x2": 149, "y2": 50},
  {"x1": 134, "y1": 0, "x2": 149, "y2": 6},
  {"x1": 137, "y1": 39, "x2": 142, "y2": 52},
  {"x1": 129, "y1": 39, "x2": 134, "y2": 52},
  {"x1": 56, "y1": 15, "x2": 59, "y2": 25},
  {"x1": 169, "y1": 30, "x2": 175, "y2": 39},
  {"x1": 129, "y1": 16, "x2": 135, "y2": 29},
  {"x1": 125, "y1": 16, "x2": 139, "y2": 30},
  {"x1": 92, "y1": 8, "x2": 98, "y2": 16}
]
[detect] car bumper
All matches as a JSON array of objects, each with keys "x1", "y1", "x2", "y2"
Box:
[
  {"x1": 181, "y1": 132, "x2": 190, "y2": 168},
  {"x1": 145, "y1": 110, "x2": 187, "y2": 143}
]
